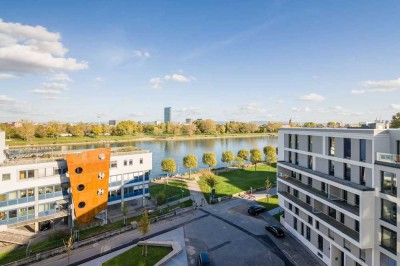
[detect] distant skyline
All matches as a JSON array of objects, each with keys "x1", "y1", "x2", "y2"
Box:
[{"x1": 1, "y1": 1, "x2": 400, "y2": 123}]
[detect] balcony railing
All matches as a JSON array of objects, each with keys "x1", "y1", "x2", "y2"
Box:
[{"x1": 376, "y1": 152, "x2": 400, "y2": 165}]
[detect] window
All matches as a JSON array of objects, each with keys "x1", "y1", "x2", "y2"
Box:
[
  {"x1": 328, "y1": 207, "x2": 336, "y2": 218},
  {"x1": 355, "y1": 220, "x2": 359, "y2": 232},
  {"x1": 381, "y1": 199, "x2": 397, "y2": 225},
  {"x1": 19, "y1": 170, "x2": 36, "y2": 180},
  {"x1": 110, "y1": 161, "x2": 117, "y2": 168},
  {"x1": 298, "y1": 174, "x2": 302, "y2": 182},
  {"x1": 0, "y1": 194, "x2": 6, "y2": 203},
  {"x1": 344, "y1": 163, "x2": 351, "y2": 181},
  {"x1": 329, "y1": 137, "x2": 335, "y2": 156},
  {"x1": 140, "y1": 158, "x2": 143, "y2": 164},
  {"x1": 316, "y1": 221, "x2": 319, "y2": 230},
  {"x1": 301, "y1": 222, "x2": 304, "y2": 235},
  {"x1": 286, "y1": 186, "x2": 290, "y2": 193},
  {"x1": 381, "y1": 171, "x2": 397, "y2": 196},
  {"x1": 2, "y1": 174, "x2": 10, "y2": 181},
  {"x1": 306, "y1": 227, "x2": 311, "y2": 240},
  {"x1": 359, "y1": 249, "x2": 365, "y2": 261},
  {"x1": 295, "y1": 207, "x2": 299, "y2": 215},
  {"x1": 291, "y1": 171, "x2": 296, "y2": 178},
  {"x1": 308, "y1": 177, "x2": 312, "y2": 186},
  {"x1": 308, "y1": 136, "x2": 313, "y2": 152},
  {"x1": 294, "y1": 189, "x2": 299, "y2": 198},
  {"x1": 344, "y1": 239, "x2": 351, "y2": 251},
  {"x1": 288, "y1": 151, "x2": 292, "y2": 163},
  {"x1": 78, "y1": 202, "x2": 86, "y2": 208},
  {"x1": 54, "y1": 167, "x2": 67, "y2": 175},
  {"x1": 294, "y1": 217, "x2": 298, "y2": 230},
  {"x1": 329, "y1": 160, "x2": 335, "y2": 176},
  {"x1": 129, "y1": 159, "x2": 133, "y2": 165},
  {"x1": 321, "y1": 182, "x2": 326, "y2": 193},
  {"x1": 288, "y1": 134, "x2": 292, "y2": 148},
  {"x1": 380, "y1": 252, "x2": 396, "y2": 266},
  {"x1": 75, "y1": 167, "x2": 83, "y2": 174},
  {"x1": 77, "y1": 184, "x2": 85, "y2": 191},
  {"x1": 124, "y1": 160, "x2": 127, "y2": 166},
  {"x1": 381, "y1": 226, "x2": 397, "y2": 254},
  {"x1": 343, "y1": 190, "x2": 348, "y2": 202},
  {"x1": 328, "y1": 229, "x2": 334, "y2": 239},
  {"x1": 9, "y1": 209, "x2": 17, "y2": 219},
  {"x1": 360, "y1": 167, "x2": 366, "y2": 186},
  {"x1": 344, "y1": 138, "x2": 351, "y2": 159},
  {"x1": 306, "y1": 195, "x2": 311, "y2": 204},
  {"x1": 308, "y1": 155, "x2": 313, "y2": 169},
  {"x1": 340, "y1": 213, "x2": 345, "y2": 224},
  {"x1": 355, "y1": 195, "x2": 359, "y2": 206},
  {"x1": 288, "y1": 203, "x2": 292, "y2": 211},
  {"x1": 295, "y1": 153, "x2": 298, "y2": 165},
  {"x1": 360, "y1": 139, "x2": 366, "y2": 162},
  {"x1": 308, "y1": 216, "x2": 313, "y2": 225},
  {"x1": 295, "y1": 135, "x2": 299, "y2": 149},
  {"x1": 318, "y1": 235, "x2": 323, "y2": 251}
]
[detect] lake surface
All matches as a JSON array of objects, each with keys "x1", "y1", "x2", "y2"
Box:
[{"x1": 9, "y1": 136, "x2": 278, "y2": 178}]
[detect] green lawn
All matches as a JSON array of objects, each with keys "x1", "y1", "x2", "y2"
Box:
[
  {"x1": 103, "y1": 245, "x2": 172, "y2": 266},
  {"x1": 255, "y1": 195, "x2": 279, "y2": 211},
  {"x1": 150, "y1": 180, "x2": 190, "y2": 201},
  {"x1": 198, "y1": 164, "x2": 276, "y2": 202}
]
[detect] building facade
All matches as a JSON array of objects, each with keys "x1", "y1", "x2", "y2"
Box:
[
  {"x1": 0, "y1": 131, "x2": 152, "y2": 242},
  {"x1": 164, "y1": 107, "x2": 171, "y2": 123},
  {"x1": 277, "y1": 128, "x2": 399, "y2": 266}
]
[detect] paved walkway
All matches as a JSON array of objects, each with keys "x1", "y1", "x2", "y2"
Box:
[
  {"x1": 268, "y1": 206, "x2": 283, "y2": 216},
  {"x1": 185, "y1": 174, "x2": 208, "y2": 207}
]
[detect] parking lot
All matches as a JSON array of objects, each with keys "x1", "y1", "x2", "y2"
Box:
[{"x1": 184, "y1": 199, "x2": 324, "y2": 266}]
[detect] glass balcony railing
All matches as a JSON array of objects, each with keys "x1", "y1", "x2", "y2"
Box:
[{"x1": 376, "y1": 152, "x2": 400, "y2": 165}]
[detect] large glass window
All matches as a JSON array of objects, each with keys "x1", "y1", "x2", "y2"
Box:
[
  {"x1": 318, "y1": 235, "x2": 323, "y2": 251},
  {"x1": 381, "y1": 226, "x2": 397, "y2": 254},
  {"x1": 380, "y1": 252, "x2": 396, "y2": 266},
  {"x1": 360, "y1": 167, "x2": 366, "y2": 186},
  {"x1": 329, "y1": 160, "x2": 335, "y2": 176},
  {"x1": 308, "y1": 155, "x2": 313, "y2": 169},
  {"x1": 294, "y1": 217, "x2": 297, "y2": 230},
  {"x1": 0, "y1": 194, "x2": 6, "y2": 202},
  {"x1": 2, "y1": 174, "x2": 10, "y2": 181},
  {"x1": 360, "y1": 139, "x2": 366, "y2": 162},
  {"x1": 344, "y1": 138, "x2": 351, "y2": 159},
  {"x1": 288, "y1": 151, "x2": 292, "y2": 163},
  {"x1": 329, "y1": 137, "x2": 335, "y2": 156},
  {"x1": 9, "y1": 210, "x2": 17, "y2": 219},
  {"x1": 381, "y1": 171, "x2": 397, "y2": 196},
  {"x1": 344, "y1": 239, "x2": 351, "y2": 251},
  {"x1": 344, "y1": 163, "x2": 351, "y2": 181},
  {"x1": 308, "y1": 136, "x2": 313, "y2": 152},
  {"x1": 19, "y1": 170, "x2": 36, "y2": 180},
  {"x1": 295, "y1": 135, "x2": 299, "y2": 149},
  {"x1": 295, "y1": 153, "x2": 298, "y2": 165},
  {"x1": 306, "y1": 226, "x2": 311, "y2": 240},
  {"x1": 328, "y1": 207, "x2": 336, "y2": 218},
  {"x1": 381, "y1": 199, "x2": 397, "y2": 225},
  {"x1": 288, "y1": 134, "x2": 292, "y2": 148}
]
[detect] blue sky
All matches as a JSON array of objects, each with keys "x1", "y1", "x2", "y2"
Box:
[{"x1": 1, "y1": 1, "x2": 400, "y2": 123}]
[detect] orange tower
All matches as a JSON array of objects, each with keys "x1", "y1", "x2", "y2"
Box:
[{"x1": 66, "y1": 148, "x2": 111, "y2": 224}]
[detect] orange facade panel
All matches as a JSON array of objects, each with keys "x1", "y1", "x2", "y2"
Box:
[{"x1": 66, "y1": 148, "x2": 111, "y2": 224}]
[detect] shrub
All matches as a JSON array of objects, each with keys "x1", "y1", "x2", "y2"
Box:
[{"x1": 156, "y1": 192, "x2": 166, "y2": 206}]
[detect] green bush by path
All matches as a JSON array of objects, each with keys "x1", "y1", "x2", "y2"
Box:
[
  {"x1": 274, "y1": 212, "x2": 283, "y2": 221},
  {"x1": 255, "y1": 195, "x2": 279, "y2": 211},
  {"x1": 103, "y1": 245, "x2": 172, "y2": 266},
  {"x1": 198, "y1": 164, "x2": 276, "y2": 202}
]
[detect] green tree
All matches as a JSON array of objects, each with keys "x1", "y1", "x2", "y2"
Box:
[
  {"x1": 233, "y1": 157, "x2": 245, "y2": 169},
  {"x1": 250, "y1": 148, "x2": 262, "y2": 170},
  {"x1": 35, "y1": 125, "x2": 47, "y2": 138},
  {"x1": 221, "y1": 151, "x2": 235, "y2": 167},
  {"x1": 202, "y1": 152, "x2": 217, "y2": 171},
  {"x1": 138, "y1": 209, "x2": 151, "y2": 256},
  {"x1": 263, "y1": 146, "x2": 277, "y2": 168},
  {"x1": 19, "y1": 120, "x2": 35, "y2": 141},
  {"x1": 156, "y1": 192, "x2": 166, "y2": 205},
  {"x1": 265, "y1": 178, "x2": 273, "y2": 203},
  {"x1": 183, "y1": 154, "x2": 198, "y2": 179},
  {"x1": 161, "y1": 158, "x2": 176, "y2": 177},
  {"x1": 390, "y1": 112, "x2": 400, "y2": 128},
  {"x1": 237, "y1": 149, "x2": 250, "y2": 161},
  {"x1": 326, "y1": 121, "x2": 337, "y2": 128},
  {"x1": 63, "y1": 231, "x2": 75, "y2": 265},
  {"x1": 303, "y1": 122, "x2": 317, "y2": 128},
  {"x1": 203, "y1": 173, "x2": 218, "y2": 189}
]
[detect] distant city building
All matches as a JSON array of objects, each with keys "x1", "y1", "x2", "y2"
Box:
[
  {"x1": 185, "y1": 118, "x2": 193, "y2": 124},
  {"x1": 109, "y1": 120, "x2": 117, "y2": 126},
  {"x1": 164, "y1": 107, "x2": 171, "y2": 123},
  {"x1": 3, "y1": 122, "x2": 22, "y2": 128},
  {"x1": 154, "y1": 121, "x2": 162, "y2": 125},
  {"x1": 359, "y1": 120, "x2": 390, "y2": 130}
]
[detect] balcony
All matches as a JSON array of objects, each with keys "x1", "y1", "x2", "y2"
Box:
[
  {"x1": 278, "y1": 191, "x2": 359, "y2": 241},
  {"x1": 278, "y1": 161, "x2": 374, "y2": 191},
  {"x1": 376, "y1": 153, "x2": 400, "y2": 168},
  {"x1": 278, "y1": 173, "x2": 359, "y2": 215}
]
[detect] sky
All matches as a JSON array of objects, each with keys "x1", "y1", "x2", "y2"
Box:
[{"x1": 1, "y1": 0, "x2": 400, "y2": 124}]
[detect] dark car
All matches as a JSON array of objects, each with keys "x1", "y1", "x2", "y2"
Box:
[
  {"x1": 247, "y1": 205, "x2": 266, "y2": 216},
  {"x1": 266, "y1": 224, "x2": 285, "y2": 238},
  {"x1": 198, "y1": 252, "x2": 211, "y2": 266}
]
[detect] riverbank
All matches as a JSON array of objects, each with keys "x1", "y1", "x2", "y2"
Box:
[{"x1": 7, "y1": 133, "x2": 277, "y2": 148}]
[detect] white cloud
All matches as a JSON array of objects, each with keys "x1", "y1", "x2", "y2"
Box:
[
  {"x1": 351, "y1": 89, "x2": 366, "y2": 94},
  {"x1": 351, "y1": 77, "x2": 400, "y2": 94},
  {"x1": 0, "y1": 73, "x2": 17, "y2": 79},
  {"x1": 292, "y1": 107, "x2": 311, "y2": 112},
  {"x1": 390, "y1": 104, "x2": 400, "y2": 110},
  {"x1": 0, "y1": 19, "x2": 88, "y2": 73},
  {"x1": 240, "y1": 103, "x2": 266, "y2": 114},
  {"x1": 149, "y1": 77, "x2": 163, "y2": 89},
  {"x1": 42, "y1": 82, "x2": 68, "y2": 90},
  {"x1": 175, "y1": 107, "x2": 203, "y2": 116},
  {"x1": 298, "y1": 93, "x2": 325, "y2": 102},
  {"x1": 130, "y1": 112, "x2": 144, "y2": 117},
  {"x1": 133, "y1": 50, "x2": 150, "y2": 58},
  {"x1": 30, "y1": 89, "x2": 62, "y2": 95},
  {"x1": 50, "y1": 73, "x2": 72, "y2": 82},
  {"x1": 164, "y1": 74, "x2": 193, "y2": 83},
  {"x1": 0, "y1": 94, "x2": 31, "y2": 115},
  {"x1": 95, "y1": 76, "x2": 103, "y2": 82}
]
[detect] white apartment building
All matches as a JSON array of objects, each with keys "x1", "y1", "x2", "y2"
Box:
[
  {"x1": 277, "y1": 128, "x2": 399, "y2": 266},
  {"x1": 0, "y1": 131, "x2": 152, "y2": 244}
]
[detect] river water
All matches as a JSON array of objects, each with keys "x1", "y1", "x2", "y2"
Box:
[{"x1": 9, "y1": 136, "x2": 278, "y2": 178}]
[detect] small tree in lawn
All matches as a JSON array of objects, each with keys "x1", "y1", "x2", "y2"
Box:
[
  {"x1": 161, "y1": 158, "x2": 176, "y2": 183},
  {"x1": 121, "y1": 201, "x2": 127, "y2": 226},
  {"x1": 250, "y1": 148, "x2": 262, "y2": 171},
  {"x1": 263, "y1": 145, "x2": 277, "y2": 170},
  {"x1": 183, "y1": 154, "x2": 198, "y2": 179},
  {"x1": 204, "y1": 173, "x2": 218, "y2": 202},
  {"x1": 138, "y1": 209, "x2": 151, "y2": 256},
  {"x1": 221, "y1": 150, "x2": 235, "y2": 167},
  {"x1": 237, "y1": 149, "x2": 250, "y2": 162},
  {"x1": 234, "y1": 156, "x2": 245, "y2": 170},
  {"x1": 63, "y1": 231, "x2": 74, "y2": 265},
  {"x1": 202, "y1": 152, "x2": 217, "y2": 171},
  {"x1": 265, "y1": 178, "x2": 273, "y2": 203}
]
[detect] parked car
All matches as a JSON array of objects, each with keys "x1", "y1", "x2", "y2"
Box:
[
  {"x1": 265, "y1": 224, "x2": 285, "y2": 238},
  {"x1": 198, "y1": 251, "x2": 211, "y2": 266},
  {"x1": 247, "y1": 205, "x2": 266, "y2": 216}
]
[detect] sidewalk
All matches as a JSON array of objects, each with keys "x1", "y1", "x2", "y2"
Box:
[{"x1": 185, "y1": 174, "x2": 208, "y2": 207}]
